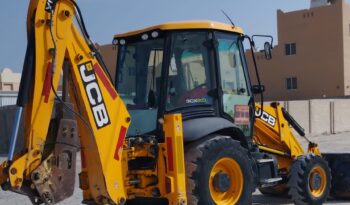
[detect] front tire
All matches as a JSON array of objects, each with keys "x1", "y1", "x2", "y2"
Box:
[
  {"x1": 287, "y1": 154, "x2": 331, "y2": 205},
  {"x1": 185, "y1": 135, "x2": 254, "y2": 205}
]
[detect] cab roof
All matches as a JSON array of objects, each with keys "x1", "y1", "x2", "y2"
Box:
[{"x1": 114, "y1": 20, "x2": 244, "y2": 39}]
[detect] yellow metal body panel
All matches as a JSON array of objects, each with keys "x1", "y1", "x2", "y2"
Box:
[
  {"x1": 114, "y1": 20, "x2": 244, "y2": 38},
  {"x1": 0, "y1": 2, "x2": 189, "y2": 204},
  {"x1": 308, "y1": 144, "x2": 321, "y2": 155},
  {"x1": 122, "y1": 142, "x2": 161, "y2": 198},
  {"x1": 66, "y1": 26, "x2": 131, "y2": 203},
  {"x1": 254, "y1": 104, "x2": 305, "y2": 157},
  {"x1": 163, "y1": 114, "x2": 187, "y2": 205},
  {"x1": 112, "y1": 114, "x2": 187, "y2": 204},
  {"x1": 1, "y1": 0, "x2": 131, "y2": 204},
  {"x1": 7, "y1": 0, "x2": 74, "y2": 189},
  {"x1": 254, "y1": 103, "x2": 306, "y2": 170},
  {"x1": 254, "y1": 103, "x2": 322, "y2": 172},
  {"x1": 258, "y1": 145, "x2": 288, "y2": 156}
]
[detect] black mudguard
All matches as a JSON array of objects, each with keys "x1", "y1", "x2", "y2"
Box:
[
  {"x1": 182, "y1": 117, "x2": 250, "y2": 148},
  {"x1": 323, "y1": 153, "x2": 350, "y2": 199}
]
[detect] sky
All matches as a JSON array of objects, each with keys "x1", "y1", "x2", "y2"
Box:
[{"x1": 0, "y1": 0, "x2": 335, "y2": 72}]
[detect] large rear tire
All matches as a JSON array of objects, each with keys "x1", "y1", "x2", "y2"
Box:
[
  {"x1": 185, "y1": 135, "x2": 254, "y2": 205},
  {"x1": 287, "y1": 154, "x2": 331, "y2": 205}
]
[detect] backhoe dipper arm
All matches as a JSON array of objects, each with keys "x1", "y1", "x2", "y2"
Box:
[{"x1": 1, "y1": 0, "x2": 130, "y2": 204}]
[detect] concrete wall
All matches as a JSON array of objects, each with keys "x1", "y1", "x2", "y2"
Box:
[
  {"x1": 309, "y1": 99, "x2": 331, "y2": 134},
  {"x1": 0, "y1": 91, "x2": 17, "y2": 107},
  {"x1": 333, "y1": 99, "x2": 350, "y2": 132},
  {"x1": 287, "y1": 100, "x2": 310, "y2": 133},
  {"x1": 276, "y1": 98, "x2": 350, "y2": 136}
]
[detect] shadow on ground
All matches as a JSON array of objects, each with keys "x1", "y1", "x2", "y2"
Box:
[{"x1": 253, "y1": 193, "x2": 350, "y2": 205}]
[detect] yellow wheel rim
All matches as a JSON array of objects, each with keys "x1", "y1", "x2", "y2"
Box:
[
  {"x1": 209, "y1": 157, "x2": 243, "y2": 205},
  {"x1": 308, "y1": 166, "x2": 327, "y2": 198}
]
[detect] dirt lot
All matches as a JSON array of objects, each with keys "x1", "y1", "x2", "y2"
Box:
[{"x1": 1, "y1": 132, "x2": 350, "y2": 205}]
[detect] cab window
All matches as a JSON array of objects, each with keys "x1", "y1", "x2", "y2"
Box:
[
  {"x1": 166, "y1": 31, "x2": 213, "y2": 110},
  {"x1": 216, "y1": 32, "x2": 251, "y2": 136}
]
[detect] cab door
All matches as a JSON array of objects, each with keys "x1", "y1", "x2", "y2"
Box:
[{"x1": 216, "y1": 32, "x2": 252, "y2": 136}]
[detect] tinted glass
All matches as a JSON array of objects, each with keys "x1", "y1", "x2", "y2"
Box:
[
  {"x1": 216, "y1": 32, "x2": 251, "y2": 136},
  {"x1": 166, "y1": 31, "x2": 213, "y2": 111},
  {"x1": 117, "y1": 38, "x2": 164, "y2": 135},
  {"x1": 117, "y1": 39, "x2": 164, "y2": 109}
]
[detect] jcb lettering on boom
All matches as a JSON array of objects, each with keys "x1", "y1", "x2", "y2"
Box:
[
  {"x1": 79, "y1": 62, "x2": 110, "y2": 129},
  {"x1": 45, "y1": 0, "x2": 57, "y2": 12},
  {"x1": 256, "y1": 108, "x2": 276, "y2": 127}
]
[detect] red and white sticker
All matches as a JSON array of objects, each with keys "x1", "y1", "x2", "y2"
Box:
[{"x1": 234, "y1": 105, "x2": 250, "y2": 125}]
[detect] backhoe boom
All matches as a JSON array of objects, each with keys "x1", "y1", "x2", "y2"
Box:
[{"x1": 0, "y1": 0, "x2": 131, "y2": 204}]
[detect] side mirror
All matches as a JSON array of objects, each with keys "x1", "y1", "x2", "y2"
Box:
[
  {"x1": 264, "y1": 42, "x2": 272, "y2": 60},
  {"x1": 252, "y1": 85, "x2": 265, "y2": 94},
  {"x1": 251, "y1": 35, "x2": 273, "y2": 60}
]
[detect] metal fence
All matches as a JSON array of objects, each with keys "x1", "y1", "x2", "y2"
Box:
[
  {"x1": 0, "y1": 105, "x2": 24, "y2": 155},
  {"x1": 0, "y1": 91, "x2": 17, "y2": 107}
]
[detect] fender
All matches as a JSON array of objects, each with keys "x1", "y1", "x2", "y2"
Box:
[{"x1": 182, "y1": 117, "x2": 250, "y2": 148}]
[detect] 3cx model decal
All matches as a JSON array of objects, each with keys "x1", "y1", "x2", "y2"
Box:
[
  {"x1": 79, "y1": 61, "x2": 111, "y2": 129},
  {"x1": 256, "y1": 108, "x2": 276, "y2": 127},
  {"x1": 185, "y1": 98, "x2": 208, "y2": 104}
]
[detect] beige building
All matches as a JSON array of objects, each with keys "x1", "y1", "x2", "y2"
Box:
[
  {"x1": 247, "y1": 0, "x2": 350, "y2": 101},
  {"x1": 0, "y1": 68, "x2": 21, "y2": 91},
  {"x1": 97, "y1": 44, "x2": 118, "y2": 83}
]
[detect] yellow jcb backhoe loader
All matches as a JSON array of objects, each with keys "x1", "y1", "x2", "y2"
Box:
[
  {"x1": 0, "y1": 0, "x2": 280, "y2": 205},
  {"x1": 1, "y1": 0, "x2": 349, "y2": 205},
  {"x1": 112, "y1": 19, "x2": 350, "y2": 205}
]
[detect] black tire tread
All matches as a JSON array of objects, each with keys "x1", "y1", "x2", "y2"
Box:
[
  {"x1": 287, "y1": 154, "x2": 331, "y2": 205},
  {"x1": 185, "y1": 135, "x2": 254, "y2": 205}
]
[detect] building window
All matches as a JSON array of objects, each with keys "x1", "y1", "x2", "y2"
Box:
[
  {"x1": 286, "y1": 77, "x2": 297, "y2": 90},
  {"x1": 285, "y1": 43, "x2": 296, "y2": 55}
]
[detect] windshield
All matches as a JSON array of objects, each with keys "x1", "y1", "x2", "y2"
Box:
[
  {"x1": 166, "y1": 31, "x2": 213, "y2": 111},
  {"x1": 116, "y1": 38, "x2": 164, "y2": 136},
  {"x1": 217, "y1": 33, "x2": 249, "y2": 98}
]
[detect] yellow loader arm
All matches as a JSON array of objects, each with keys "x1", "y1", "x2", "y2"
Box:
[
  {"x1": 0, "y1": 0, "x2": 131, "y2": 204},
  {"x1": 254, "y1": 102, "x2": 320, "y2": 170}
]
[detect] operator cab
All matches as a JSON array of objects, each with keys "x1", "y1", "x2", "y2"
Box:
[{"x1": 114, "y1": 21, "x2": 264, "y2": 140}]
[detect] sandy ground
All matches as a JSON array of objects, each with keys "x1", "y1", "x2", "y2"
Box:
[{"x1": 1, "y1": 132, "x2": 350, "y2": 205}]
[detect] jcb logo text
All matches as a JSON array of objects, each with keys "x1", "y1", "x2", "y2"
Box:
[{"x1": 79, "y1": 62, "x2": 110, "y2": 129}]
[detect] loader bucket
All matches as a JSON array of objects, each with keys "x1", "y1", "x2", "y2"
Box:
[{"x1": 323, "y1": 153, "x2": 350, "y2": 199}]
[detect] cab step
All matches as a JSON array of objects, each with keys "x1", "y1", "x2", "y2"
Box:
[
  {"x1": 260, "y1": 177, "x2": 283, "y2": 187},
  {"x1": 257, "y1": 158, "x2": 275, "y2": 163}
]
